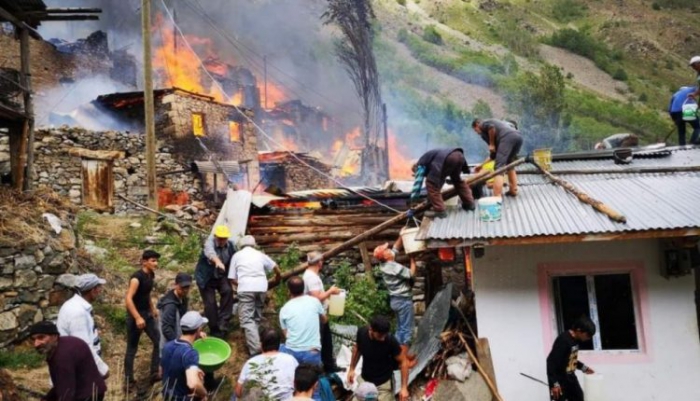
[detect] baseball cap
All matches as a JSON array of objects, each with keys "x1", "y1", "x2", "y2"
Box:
[
  {"x1": 689, "y1": 56, "x2": 700, "y2": 66},
  {"x1": 238, "y1": 235, "x2": 256, "y2": 248},
  {"x1": 180, "y1": 311, "x2": 208, "y2": 331},
  {"x1": 76, "y1": 273, "x2": 106, "y2": 292},
  {"x1": 29, "y1": 321, "x2": 59, "y2": 336},
  {"x1": 355, "y1": 382, "x2": 378, "y2": 400},
  {"x1": 214, "y1": 225, "x2": 231, "y2": 238},
  {"x1": 175, "y1": 272, "x2": 193, "y2": 287}
]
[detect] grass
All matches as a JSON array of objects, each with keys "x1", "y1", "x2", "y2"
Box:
[
  {"x1": 0, "y1": 346, "x2": 44, "y2": 369},
  {"x1": 94, "y1": 303, "x2": 128, "y2": 336}
]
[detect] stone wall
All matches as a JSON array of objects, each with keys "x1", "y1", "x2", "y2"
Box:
[
  {"x1": 0, "y1": 220, "x2": 78, "y2": 347},
  {"x1": 26, "y1": 127, "x2": 203, "y2": 213}
]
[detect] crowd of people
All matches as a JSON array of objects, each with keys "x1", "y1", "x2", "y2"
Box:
[{"x1": 25, "y1": 225, "x2": 421, "y2": 401}]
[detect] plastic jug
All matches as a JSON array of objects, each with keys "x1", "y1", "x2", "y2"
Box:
[
  {"x1": 682, "y1": 98, "x2": 698, "y2": 121},
  {"x1": 328, "y1": 290, "x2": 346, "y2": 316}
]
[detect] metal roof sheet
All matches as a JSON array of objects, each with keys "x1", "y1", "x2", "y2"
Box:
[{"x1": 420, "y1": 171, "x2": 700, "y2": 241}]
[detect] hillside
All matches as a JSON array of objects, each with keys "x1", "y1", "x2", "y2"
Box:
[{"x1": 371, "y1": 0, "x2": 700, "y2": 155}]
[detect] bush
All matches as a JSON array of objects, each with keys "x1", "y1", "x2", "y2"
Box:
[
  {"x1": 551, "y1": 0, "x2": 588, "y2": 22},
  {"x1": 472, "y1": 99, "x2": 493, "y2": 119},
  {"x1": 396, "y1": 0, "x2": 406, "y2": 5},
  {"x1": 612, "y1": 68, "x2": 628, "y2": 81},
  {"x1": 651, "y1": 2, "x2": 661, "y2": 10},
  {"x1": 546, "y1": 28, "x2": 622, "y2": 74},
  {"x1": 94, "y1": 304, "x2": 128, "y2": 336},
  {"x1": 397, "y1": 28, "x2": 408, "y2": 43},
  {"x1": 332, "y1": 262, "x2": 391, "y2": 327},
  {"x1": 498, "y1": 19, "x2": 540, "y2": 58},
  {"x1": 271, "y1": 245, "x2": 303, "y2": 308},
  {"x1": 422, "y1": 25, "x2": 443, "y2": 45},
  {"x1": 0, "y1": 346, "x2": 43, "y2": 369}
]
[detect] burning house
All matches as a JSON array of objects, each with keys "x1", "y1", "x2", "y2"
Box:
[{"x1": 258, "y1": 151, "x2": 334, "y2": 193}]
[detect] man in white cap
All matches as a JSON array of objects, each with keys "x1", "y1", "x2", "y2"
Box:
[
  {"x1": 229, "y1": 235, "x2": 282, "y2": 356},
  {"x1": 688, "y1": 56, "x2": 700, "y2": 101},
  {"x1": 195, "y1": 225, "x2": 237, "y2": 338},
  {"x1": 161, "y1": 311, "x2": 209, "y2": 401},
  {"x1": 56, "y1": 273, "x2": 109, "y2": 378},
  {"x1": 355, "y1": 382, "x2": 379, "y2": 401}
]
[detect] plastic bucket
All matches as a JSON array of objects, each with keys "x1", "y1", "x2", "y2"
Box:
[
  {"x1": 328, "y1": 290, "x2": 346, "y2": 316},
  {"x1": 193, "y1": 337, "x2": 231, "y2": 373},
  {"x1": 533, "y1": 148, "x2": 552, "y2": 171},
  {"x1": 683, "y1": 99, "x2": 698, "y2": 121},
  {"x1": 478, "y1": 196, "x2": 502, "y2": 222},
  {"x1": 401, "y1": 226, "x2": 426, "y2": 254}
]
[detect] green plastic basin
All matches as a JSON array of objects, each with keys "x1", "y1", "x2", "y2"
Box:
[{"x1": 193, "y1": 337, "x2": 231, "y2": 373}]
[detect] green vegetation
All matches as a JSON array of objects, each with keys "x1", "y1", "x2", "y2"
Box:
[
  {"x1": 94, "y1": 303, "x2": 128, "y2": 335},
  {"x1": 545, "y1": 28, "x2": 623, "y2": 75},
  {"x1": 497, "y1": 18, "x2": 540, "y2": 58},
  {"x1": 0, "y1": 346, "x2": 44, "y2": 369},
  {"x1": 332, "y1": 262, "x2": 391, "y2": 326},
  {"x1": 422, "y1": 25, "x2": 443, "y2": 45},
  {"x1": 396, "y1": 0, "x2": 406, "y2": 5},
  {"x1": 160, "y1": 232, "x2": 205, "y2": 268},
  {"x1": 472, "y1": 100, "x2": 493, "y2": 119},
  {"x1": 652, "y1": 0, "x2": 699, "y2": 9},
  {"x1": 271, "y1": 245, "x2": 303, "y2": 309},
  {"x1": 551, "y1": 0, "x2": 588, "y2": 22}
]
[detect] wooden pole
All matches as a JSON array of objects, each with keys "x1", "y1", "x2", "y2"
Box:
[
  {"x1": 476, "y1": 338, "x2": 500, "y2": 401},
  {"x1": 142, "y1": 0, "x2": 158, "y2": 210},
  {"x1": 382, "y1": 103, "x2": 389, "y2": 180},
  {"x1": 359, "y1": 242, "x2": 374, "y2": 284},
  {"x1": 457, "y1": 332, "x2": 504, "y2": 401},
  {"x1": 19, "y1": 27, "x2": 35, "y2": 191},
  {"x1": 532, "y1": 162, "x2": 627, "y2": 223},
  {"x1": 273, "y1": 157, "x2": 528, "y2": 285}
]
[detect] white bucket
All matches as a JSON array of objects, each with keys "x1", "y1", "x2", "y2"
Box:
[
  {"x1": 682, "y1": 99, "x2": 698, "y2": 121},
  {"x1": 584, "y1": 374, "x2": 604, "y2": 401},
  {"x1": 328, "y1": 290, "x2": 346, "y2": 317},
  {"x1": 478, "y1": 196, "x2": 502, "y2": 222},
  {"x1": 400, "y1": 226, "x2": 426, "y2": 254}
]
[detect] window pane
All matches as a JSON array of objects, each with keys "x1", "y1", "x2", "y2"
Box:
[
  {"x1": 594, "y1": 274, "x2": 638, "y2": 350},
  {"x1": 553, "y1": 275, "x2": 593, "y2": 350}
]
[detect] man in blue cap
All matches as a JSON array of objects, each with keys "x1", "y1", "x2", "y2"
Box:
[{"x1": 669, "y1": 86, "x2": 700, "y2": 145}]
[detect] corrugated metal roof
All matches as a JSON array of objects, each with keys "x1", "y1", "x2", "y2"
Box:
[{"x1": 420, "y1": 171, "x2": 700, "y2": 241}]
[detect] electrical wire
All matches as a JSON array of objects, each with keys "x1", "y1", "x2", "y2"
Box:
[{"x1": 157, "y1": 0, "x2": 401, "y2": 213}]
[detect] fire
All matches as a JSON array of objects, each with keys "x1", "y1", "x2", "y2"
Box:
[
  {"x1": 387, "y1": 130, "x2": 414, "y2": 180},
  {"x1": 331, "y1": 127, "x2": 364, "y2": 176},
  {"x1": 259, "y1": 82, "x2": 286, "y2": 109}
]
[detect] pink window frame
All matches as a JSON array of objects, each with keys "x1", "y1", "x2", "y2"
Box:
[{"x1": 537, "y1": 261, "x2": 653, "y2": 364}]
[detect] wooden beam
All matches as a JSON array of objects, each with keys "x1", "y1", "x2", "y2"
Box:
[
  {"x1": 19, "y1": 27, "x2": 35, "y2": 191},
  {"x1": 272, "y1": 158, "x2": 528, "y2": 285},
  {"x1": 476, "y1": 338, "x2": 500, "y2": 401},
  {"x1": 359, "y1": 242, "x2": 374, "y2": 284},
  {"x1": 532, "y1": 162, "x2": 626, "y2": 223},
  {"x1": 32, "y1": 16, "x2": 100, "y2": 21},
  {"x1": 24, "y1": 8, "x2": 102, "y2": 14},
  {"x1": 0, "y1": 6, "x2": 41, "y2": 39},
  {"x1": 425, "y1": 228, "x2": 700, "y2": 248}
]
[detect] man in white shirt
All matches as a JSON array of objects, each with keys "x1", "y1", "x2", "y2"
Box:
[
  {"x1": 229, "y1": 235, "x2": 282, "y2": 356},
  {"x1": 56, "y1": 273, "x2": 109, "y2": 378},
  {"x1": 303, "y1": 251, "x2": 341, "y2": 373},
  {"x1": 235, "y1": 328, "x2": 298, "y2": 400}
]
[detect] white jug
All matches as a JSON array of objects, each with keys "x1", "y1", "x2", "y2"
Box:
[{"x1": 328, "y1": 290, "x2": 346, "y2": 316}]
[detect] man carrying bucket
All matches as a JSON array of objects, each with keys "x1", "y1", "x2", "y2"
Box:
[
  {"x1": 410, "y1": 148, "x2": 475, "y2": 219},
  {"x1": 303, "y1": 251, "x2": 342, "y2": 373},
  {"x1": 472, "y1": 119, "x2": 524, "y2": 198},
  {"x1": 546, "y1": 317, "x2": 596, "y2": 401},
  {"x1": 669, "y1": 86, "x2": 700, "y2": 145},
  {"x1": 161, "y1": 312, "x2": 208, "y2": 401},
  {"x1": 373, "y1": 239, "x2": 417, "y2": 370}
]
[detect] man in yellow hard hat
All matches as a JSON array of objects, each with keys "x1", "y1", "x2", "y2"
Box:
[{"x1": 194, "y1": 225, "x2": 236, "y2": 338}]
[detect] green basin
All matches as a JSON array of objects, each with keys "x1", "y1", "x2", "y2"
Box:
[{"x1": 193, "y1": 337, "x2": 231, "y2": 373}]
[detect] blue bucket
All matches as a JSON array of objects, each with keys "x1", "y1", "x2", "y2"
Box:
[{"x1": 478, "y1": 196, "x2": 502, "y2": 222}]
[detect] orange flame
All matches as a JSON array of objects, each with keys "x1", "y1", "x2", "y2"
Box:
[
  {"x1": 259, "y1": 82, "x2": 287, "y2": 109},
  {"x1": 388, "y1": 130, "x2": 414, "y2": 180}
]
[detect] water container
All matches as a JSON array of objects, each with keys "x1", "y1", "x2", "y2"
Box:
[
  {"x1": 400, "y1": 226, "x2": 426, "y2": 254},
  {"x1": 584, "y1": 374, "x2": 604, "y2": 401},
  {"x1": 533, "y1": 148, "x2": 553, "y2": 171},
  {"x1": 478, "y1": 196, "x2": 502, "y2": 222},
  {"x1": 328, "y1": 290, "x2": 346, "y2": 316},
  {"x1": 682, "y1": 98, "x2": 698, "y2": 121}
]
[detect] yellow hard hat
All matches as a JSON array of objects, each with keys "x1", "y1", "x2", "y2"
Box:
[{"x1": 214, "y1": 225, "x2": 231, "y2": 238}]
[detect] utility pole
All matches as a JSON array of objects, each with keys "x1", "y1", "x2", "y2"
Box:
[
  {"x1": 20, "y1": 27, "x2": 35, "y2": 191},
  {"x1": 263, "y1": 55, "x2": 268, "y2": 110},
  {"x1": 142, "y1": 0, "x2": 157, "y2": 209}
]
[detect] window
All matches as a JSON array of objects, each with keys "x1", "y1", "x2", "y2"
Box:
[
  {"x1": 191, "y1": 112, "x2": 206, "y2": 137},
  {"x1": 552, "y1": 273, "x2": 639, "y2": 351},
  {"x1": 229, "y1": 121, "x2": 241, "y2": 142}
]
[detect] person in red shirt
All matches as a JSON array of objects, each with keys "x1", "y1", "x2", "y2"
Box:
[{"x1": 29, "y1": 321, "x2": 107, "y2": 401}]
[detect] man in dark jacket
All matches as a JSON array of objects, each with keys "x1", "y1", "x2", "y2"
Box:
[
  {"x1": 194, "y1": 225, "x2": 236, "y2": 337},
  {"x1": 157, "y1": 272, "x2": 192, "y2": 349},
  {"x1": 546, "y1": 317, "x2": 596, "y2": 401},
  {"x1": 472, "y1": 118, "x2": 524, "y2": 197},
  {"x1": 410, "y1": 148, "x2": 475, "y2": 218},
  {"x1": 30, "y1": 321, "x2": 107, "y2": 401}
]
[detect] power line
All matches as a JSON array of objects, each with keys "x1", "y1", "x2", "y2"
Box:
[{"x1": 157, "y1": 0, "x2": 400, "y2": 213}]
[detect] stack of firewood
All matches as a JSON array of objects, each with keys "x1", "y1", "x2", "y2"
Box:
[{"x1": 425, "y1": 322, "x2": 474, "y2": 379}]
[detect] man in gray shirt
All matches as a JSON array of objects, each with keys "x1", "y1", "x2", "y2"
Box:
[{"x1": 472, "y1": 118, "x2": 524, "y2": 197}]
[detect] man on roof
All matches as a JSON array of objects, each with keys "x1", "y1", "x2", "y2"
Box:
[
  {"x1": 687, "y1": 56, "x2": 700, "y2": 102},
  {"x1": 593, "y1": 133, "x2": 639, "y2": 150},
  {"x1": 472, "y1": 118, "x2": 524, "y2": 198},
  {"x1": 195, "y1": 225, "x2": 236, "y2": 338},
  {"x1": 669, "y1": 86, "x2": 700, "y2": 145},
  {"x1": 410, "y1": 148, "x2": 475, "y2": 219}
]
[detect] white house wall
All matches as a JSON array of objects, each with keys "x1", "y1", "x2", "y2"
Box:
[{"x1": 472, "y1": 238, "x2": 700, "y2": 401}]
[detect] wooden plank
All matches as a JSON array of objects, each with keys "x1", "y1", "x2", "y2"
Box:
[
  {"x1": 8, "y1": 121, "x2": 26, "y2": 190},
  {"x1": 476, "y1": 338, "x2": 499, "y2": 401},
  {"x1": 19, "y1": 27, "x2": 35, "y2": 191},
  {"x1": 359, "y1": 242, "x2": 374, "y2": 283}
]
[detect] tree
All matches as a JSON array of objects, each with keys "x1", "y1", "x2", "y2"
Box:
[{"x1": 322, "y1": 0, "x2": 386, "y2": 184}]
